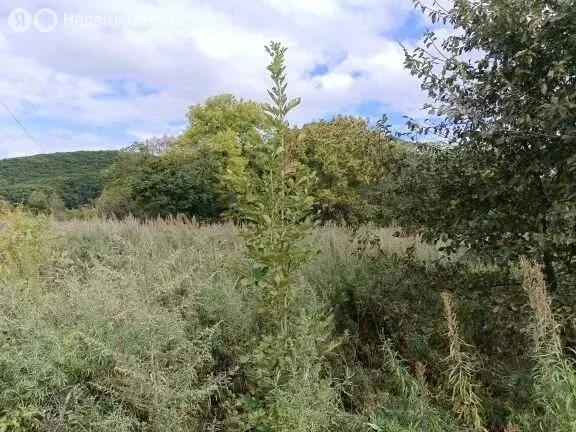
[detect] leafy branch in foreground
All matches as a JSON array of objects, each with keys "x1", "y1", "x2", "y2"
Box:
[
  {"x1": 229, "y1": 42, "x2": 342, "y2": 432},
  {"x1": 402, "y1": 0, "x2": 576, "y2": 290},
  {"x1": 235, "y1": 41, "x2": 317, "y2": 324}
]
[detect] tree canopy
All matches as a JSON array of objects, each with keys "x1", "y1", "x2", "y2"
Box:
[
  {"x1": 401, "y1": 0, "x2": 576, "y2": 289},
  {"x1": 0, "y1": 151, "x2": 118, "y2": 209}
]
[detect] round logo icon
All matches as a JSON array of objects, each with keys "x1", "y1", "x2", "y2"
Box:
[
  {"x1": 34, "y1": 8, "x2": 59, "y2": 33},
  {"x1": 8, "y1": 8, "x2": 33, "y2": 32}
]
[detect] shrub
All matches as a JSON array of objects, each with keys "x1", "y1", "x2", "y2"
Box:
[{"x1": 0, "y1": 205, "x2": 54, "y2": 283}]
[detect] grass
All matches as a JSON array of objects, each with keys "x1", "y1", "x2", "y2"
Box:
[
  {"x1": 1, "y1": 216, "x2": 236, "y2": 431},
  {"x1": 1, "y1": 213, "x2": 576, "y2": 431}
]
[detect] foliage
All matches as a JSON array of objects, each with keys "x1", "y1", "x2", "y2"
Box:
[
  {"x1": 232, "y1": 311, "x2": 343, "y2": 432},
  {"x1": 3, "y1": 5, "x2": 576, "y2": 430},
  {"x1": 0, "y1": 219, "x2": 233, "y2": 431},
  {"x1": 179, "y1": 94, "x2": 270, "y2": 151},
  {"x1": 177, "y1": 93, "x2": 271, "y2": 205},
  {"x1": 97, "y1": 96, "x2": 271, "y2": 221},
  {"x1": 308, "y1": 227, "x2": 552, "y2": 429},
  {"x1": 368, "y1": 142, "x2": 433, "y2": 226},
  {"x1": 288, "y1": 116, "x2": 401, "y2": 224},
  {"x1": 441, "y1": 293, "x2": 485, "y2": 430},
  {"x1": 0, "y1": 151, "x2": 118, "y2": 209},
  {"x1": 515, "y1": 259, "x2": 576, "y2": 431},
  {"x1": 365, "y1": 342, "x2": 464, "y2": 432},
  {"x1": 228, "y1": 42, "x2": 343, "y2": 432},
  {"x1": 1, "y1": 215, "x2": 576, "y2": 430},
  {"x1": 234, "y1": 42, "x2": 316, "y2": 322},
  {"x1": 95, "y1": 100, "x2": 415, "y2": 226},
  {"x1": 96, "y1": 182, "x2": 136, "y2": 218},
  {"x1": 402, "y1": 0, "x2": 576, "y2": 289},
  {"x1": 26, "y1": 189, "x2": 66, "y2": 215},
  {"x1": 96, "y1": 145, "x2": 149, "y2": 218},
  {"x1": 98, "y1": 144, "x2": 222, "y2": 220},
  {"x1": 129, "y1": 149, "x2": 222, "y2": 219},
  {"x1": 0, "y1": 205, "x2": 54, "y2": 283}
]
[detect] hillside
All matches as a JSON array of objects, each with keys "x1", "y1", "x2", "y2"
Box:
[{"x1": 0, "y1": 150, "x2": 119, "y2": 208}]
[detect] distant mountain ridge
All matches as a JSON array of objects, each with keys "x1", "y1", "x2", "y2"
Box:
[{"x1": 0, "y1": 150, "x2": 119, "y2": 208}]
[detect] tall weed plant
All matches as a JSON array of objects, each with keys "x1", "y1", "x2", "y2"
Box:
[
  {"x1": 516, "y1": 259, "x2": 576, "y2": 431},
  {"x1": 441, "y1": 292, "x2": 485, "y2": 431},
  {"x1": 229, "y1": 42, "x2": 343, "y2": 431},
  {"x1": 0, "y1": 204, "x2": 54, "y2": 283},
  {"x1": 365, "y1": 341, "x2": 463, "y2": 432}
]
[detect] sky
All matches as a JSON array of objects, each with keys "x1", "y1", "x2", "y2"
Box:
[{"x1": 0, "y1": 0, "x2": 435, "y2": 159}]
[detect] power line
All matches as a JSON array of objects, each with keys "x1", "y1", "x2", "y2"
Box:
[
  {"x1": 0, "y1": 97, "x2": 41, "y2": 148},
  {"x1": 0, "y1": 126, "x2": 22, "y2": 146}
]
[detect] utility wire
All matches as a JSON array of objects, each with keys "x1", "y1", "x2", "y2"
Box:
[
  {"x1": 0, "y1": 126, "x2": 22, "y2": 146},
  {"x1": 0, "y1": 97, "x2": 41, "y2": 148}
]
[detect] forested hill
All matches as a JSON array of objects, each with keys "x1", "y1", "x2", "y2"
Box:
[{"x1": 0, "y1": 150, "x2": 119, "y2": 208}]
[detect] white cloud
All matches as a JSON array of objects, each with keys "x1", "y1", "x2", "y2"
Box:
[
  {"x1": 0, "y1": 0, "x2": 440, "y2": 157},
  {"x1": 318, "y1": 73, "x2": 355, "y2": 91},
  {"x1": 264, "y1": 0, "x2": 339, "y2": 17}
]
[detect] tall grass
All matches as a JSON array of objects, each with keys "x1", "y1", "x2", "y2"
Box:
[
  {"x1": 2, "y1": 211, "x2": 576, "y2": 430},
  {"x1": 517, "y1": 259, "x2": 576, "y2": 431},
  {"x1": 0, "y1": 205, "x2": 54, "y2": 283},
  {"x1": 1, "y1": 214, "x2": 241, "y2": 430},
  {"x1": 441, "y1": 292, "x2": 485, "y2": 430}
]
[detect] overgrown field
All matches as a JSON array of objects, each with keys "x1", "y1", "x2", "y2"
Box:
[{"x1": 1, "y1": 210, "x2": 575, "y2": 431}]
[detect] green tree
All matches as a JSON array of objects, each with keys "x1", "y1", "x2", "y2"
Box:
[
  {"x1": 130, "y1": 150, "x2": 222, "y2": 219},
  {"x1": 230, "y1": 41, "x2": 341, "y2": 432},
  {"x1": 26, "y1": 190, "x2": 50, "y2": 214},
  {"x1": 290, "y1": 115, "x2": 400, "y2": 224},
  {"x1": 235, "y1": 42, "x2": 315, "y2": 320},
  {"x1": 25, "y1": 188, "x2": 64, "y2": 215},
  {"x1": 403, "y1": 0, "x2": 576, "y2": 290},
  {"x1": 179, "y1": 93, "x2": 270, "y2": 153},
  {"x1": 175, "y1": 94, "x2": 272, "y2": 207},
  {"x1": 97, "y1": 145, "x2": 152, "y2": 218},
  {"x1": 48, "y1": 192, "x2": 66, "y2": 214},
  {"x1": 96, "y1": 183, "x2": 135, "y2": 218}
]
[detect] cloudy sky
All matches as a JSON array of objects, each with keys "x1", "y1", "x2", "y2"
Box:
[{"x1": 0, "y1": 0, "x2": 434, "y2": 158}]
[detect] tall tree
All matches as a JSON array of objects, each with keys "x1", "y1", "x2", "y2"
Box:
[
  {"x1": 289, "y1": 115, "x2": 400, "y2": 224},
  {"x1": 179, "y1": 94, "x2": 270, "y2": 152},
  {"x1": 403, "y1": 0, "x2": 576, "y2": 290},
  {"x1": 130, "y1": 151, "x2": 221, "y2": 219},
  {"x1": 140, "y1": 135, "x2": 178, "y2": 155},
  {"x1": 176, "y1": 94, "x2": 272, "y2": 205}
]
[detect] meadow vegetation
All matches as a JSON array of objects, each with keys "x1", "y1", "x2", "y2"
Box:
[
  {"x1": 1, "y1": 214, "x2": 576, "y2": 431},
  {"x1": 2, "y1": 0, "x2": 576, "y2": 430}
]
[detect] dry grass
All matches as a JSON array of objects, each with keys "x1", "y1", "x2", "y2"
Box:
[
  {"x1": 2, "y1": 214, "x2": 574, "y2": 431},
  {"x1": 519, "y1": 259, "x2": 576, "y2": 431},
  {"x1": 441, "y1": 292, "x2": 485, "y2": 430}
]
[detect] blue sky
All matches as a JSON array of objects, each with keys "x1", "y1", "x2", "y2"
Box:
[{"x1": 0, "y1": 0, "x2": 434, "y2": 158}]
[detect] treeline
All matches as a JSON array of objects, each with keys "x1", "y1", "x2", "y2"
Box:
[
  {"x1": 0, "y1": 150, "x2": 118, "y2": 211},
  {"x1": 97, "y1": 94, "x2": 414, "y2": 225},
  {"x1": 96, "y1": 47, "x2": 576, "y2": 288}
]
